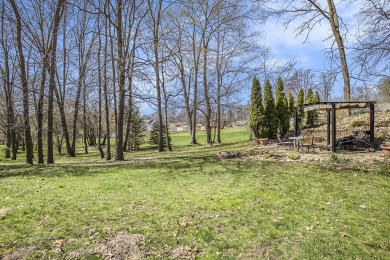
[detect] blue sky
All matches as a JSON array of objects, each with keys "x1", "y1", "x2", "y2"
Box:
[{"x1": 260, "y1": 1, "x2": 364, "y2": 98}]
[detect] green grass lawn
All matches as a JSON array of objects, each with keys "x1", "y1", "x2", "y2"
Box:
[{"x1": 0, "y1": 127, "x2": 389, "y2": 259}]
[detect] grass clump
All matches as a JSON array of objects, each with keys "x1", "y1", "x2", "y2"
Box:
[
  {"x1": 287, "y1": 153, "x2": 301, "y2": 160},
  {"x1": 351, "y1": 120, "x2": 368, "y2": 127},
  {"x1": 328, "y1": 152, "x2": 346, "y2": 163}
]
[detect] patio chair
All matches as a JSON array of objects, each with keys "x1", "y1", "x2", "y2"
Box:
[
  {"x1": 277, "y1": 134, "x2": 294, "y2": 149},
  {"x1": 300, "y1": 135, "x2": 314, "y2": 152}
]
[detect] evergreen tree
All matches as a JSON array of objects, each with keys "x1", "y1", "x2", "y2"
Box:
[
  {"x1": 287, "y1": 93, "x2": 295, "y2": 132},
  {"x1": 287, "y1": 92, "x2": 294, "y2": 118},
  {"x1": 295, "y1": 89, "x2": 305, "y2": 128},
  {"x1": 249, "y1": 77, "x2": 264, "y2": 138},
  {"x1": 263, "y1": 79, "x2": 278, "y2": 138},
  {"x1": 275, "y1": 77, "x2": 290, "y2": 136},
  {"x1": 129, "y1": 108, "x2": 145, "y2": 149},
  {"x1": 305, "y1": 88, "x2": 315, "y2": 128},
  {"x1": 148, "y1": 121, "x2": 171, "y2": 148},
  {"x1": 284, "y1": 95, "x2": 290, "y2": 132},
  {"x1": 314, "y1": 91, "x2": 321, "y2": 126}
]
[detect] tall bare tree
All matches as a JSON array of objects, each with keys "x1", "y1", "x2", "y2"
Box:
[
  {"x1": 8, "y1": 0, "x2": 34, "y2": 164},
  {"x1": 263, "y1": 0, "x2": 352, "y2": 102},
  {"x1": 0, "y1": 3, "x2": 17, "y2": 159},
  {"x1": 47, "y1": 0, "x2": 66, "y2": 163},
  {"x1": 71, "y1": 2, "x2": 96, "y2": 156},
  {"x1": 147, "y1": 0, "x2": 166, "y2": 151}
]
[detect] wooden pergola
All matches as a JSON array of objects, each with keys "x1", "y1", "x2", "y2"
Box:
[{"x1": 294, "y1": 101, "x2": 376, "y2": 153}]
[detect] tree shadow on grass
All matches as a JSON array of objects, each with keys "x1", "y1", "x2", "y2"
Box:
[
  {"x1": 0, "y1": 152, "x2": 262, "y2": 180},
  {"x1": 0, "y1": 164, "x2": 101, "y2": 179}
]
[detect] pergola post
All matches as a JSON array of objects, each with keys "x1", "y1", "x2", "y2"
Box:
[
  {"x1": 327, "y1": 110, "x2": 331, "y2": 146},
  {"x1": 370, "y1": 102, "x2": 375, "y2": 148},
  {"x1": 294, "y1": 108, "x2": 298, "y2": 137},
  {"x1": 331, "y1": 103, "x2": 336, "y2": 153}
]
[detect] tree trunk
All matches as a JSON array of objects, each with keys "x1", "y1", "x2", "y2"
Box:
[
  {"x1": 37, "y1": 54, "x2": 48, "y2": 164},
  {"x1": 0, "y1": 25, "x2": 16, "y2": 159},
  {"x1": 9, "y1": 0, "x2": 34, "y2": 164},
  {"x1": 97, "y1": 25, "x2": 104, "y2": 159},
  {"x1": 104, "y1": 7, "x2": 111, "y2": 160},
  {"x1": 123, "y1": 47, "x2": 137, "y2": 152},
  {"x1": 179, "y1": 62, "x2": 192, "y2": 140},
  {"x1": 327, "y1": 0, "x2": 350, "y2": 103},
  {"x1": 123, "y1": 90, "x2": 132, "y2": 153},
  {"x1": 203, "y1": 42, "x2": 212, "y2": 145},
  {"x1": 149, "y1": 0, "x2": 165, "y2": 152},
  {"x1": 216, "y1": 32, "x2": 222, "y2": 144},
  {"x1": 47, "y1": 0, "x2": 66, "y2": 163},
  {"x1": 190, "y1": 18, "x2": 203, "y2": 145},
  {"x1": 115, "y1": 0, "x2": 126, "y2": 160},
  {"x1": 83, "y1": 78, "x2": 88, "y2": 154},
  {"x1": 161, "y1": 65, "x2": 172, "y2": 151},
  {"x1": 71, "y1": 74, "x2": 83, "y2": 154}
]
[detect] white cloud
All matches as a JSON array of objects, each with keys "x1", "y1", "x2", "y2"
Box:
[{"x1": 259, "y1": 1, "x2": 361, "y2": 70}]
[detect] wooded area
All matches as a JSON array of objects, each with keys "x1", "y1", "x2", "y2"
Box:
[{"x1": 0, "y1": 0, "x2": 388, "y2": 164}]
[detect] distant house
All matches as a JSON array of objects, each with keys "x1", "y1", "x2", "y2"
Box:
[
  {"x1": 169, "y1": 123, "x2": 177, "y2": 132},
  {"x1": 230, "y1": 120, "x2": 249, "y2": 127},
  {"x1": 173, "y1": 122, "x2": 189, "y2": 132}
]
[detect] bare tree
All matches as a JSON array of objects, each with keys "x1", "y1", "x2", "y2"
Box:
[
  {"x1": 97, "y1": 15, "x2": 105, "y2": 159},
  {"x1": 285, "y1": 68, "x2": 315, "y2": 96},
  {"x1": 47, "y1": 0, "x2": 66, "y2": 163},
  {"x1": 0, "y1": 3, "x2": 17, "y2": 159},
  {"x1": 355, "y1": 0, "x2": 389, "y2": 78},
  {"x1": 147, "y1": 0, "x2": 166, "y2": 151},
  {"x1": 103, "y1": 2, "x2": 112, "y2": 160},
  {"x1": 315, "y1": 70, "x2": 336, "y2": 101},
  {"x1": 8, "y1": 0, "x2": 34, "y2": 164},
  {"x1": 71, "y1": 2, "x2": 96, "y2": 156},
  {"x1": 263, "y1": 0, "x2": 352, "y2": 102}
]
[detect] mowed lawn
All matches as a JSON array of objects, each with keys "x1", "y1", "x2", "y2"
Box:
[{"x1": 0, "y1": 127, "x2": 389, "y2": 259}]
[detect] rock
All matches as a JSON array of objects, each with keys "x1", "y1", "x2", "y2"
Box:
[
  {"x1": 216, "y1": 151, "x2": 239, "y2": 159},
  {"x1": 0, "y1": 208, "x2": 13, "y2": 219}
]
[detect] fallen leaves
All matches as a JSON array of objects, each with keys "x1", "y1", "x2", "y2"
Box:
[
  {"x1": 340, "y1": 232, "x2": 351, "y2": 238},
  {"x1": 52, "y1": 239, "x2": 63, "y2": 254},
  {"x1": 306, "y1": 226, "x2": 314, "y2": 231}
]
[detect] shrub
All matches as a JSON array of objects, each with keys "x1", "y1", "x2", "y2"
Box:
[
  {"x1": 287, "y1": 153, "x2": 301, "y2": 160},
  {"x1": 351, "y1": 120, "x2": 368, "y2": 127},
  {"x1": 328, "y1": 153, "x2": 346, "y2": 163}
]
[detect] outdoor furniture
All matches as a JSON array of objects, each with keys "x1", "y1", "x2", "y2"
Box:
[
  {"x1": 277, "y1": 135, "x2": 294, "y2": 149},
  {"x1": 300, "y1": 135, "x2": 314, "y2": 152},
  {"x1": 288, "y1": 136, "x2": 303, "y2": 150}
]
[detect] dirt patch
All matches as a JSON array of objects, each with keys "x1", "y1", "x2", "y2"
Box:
[
  {"x1": 0, "y1": 208, "x2": 13, "y2": 219},
  {"x1": 1, "y1": 246, "x2": 36, "y2": 260},
  {"x1": 169, "y1": 246, "x2": 196, "y2": 259},
  {"x1": 67, "y1": 231, "x2": 146, "y2": 259},
  {"x1": 241, "y1": 144, "x2": 389, "y2": 163}
]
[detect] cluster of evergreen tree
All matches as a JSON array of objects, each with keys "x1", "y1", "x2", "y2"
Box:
[
  {"x1": 295, "y1": 88, "x2": 321, "y2": 129},
  {"x1": 250, "y1": 77, "x2": 290, "y2": 139},
  {"x1": 250, "y1": 77, "x2": 322, "y2": 138}
]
